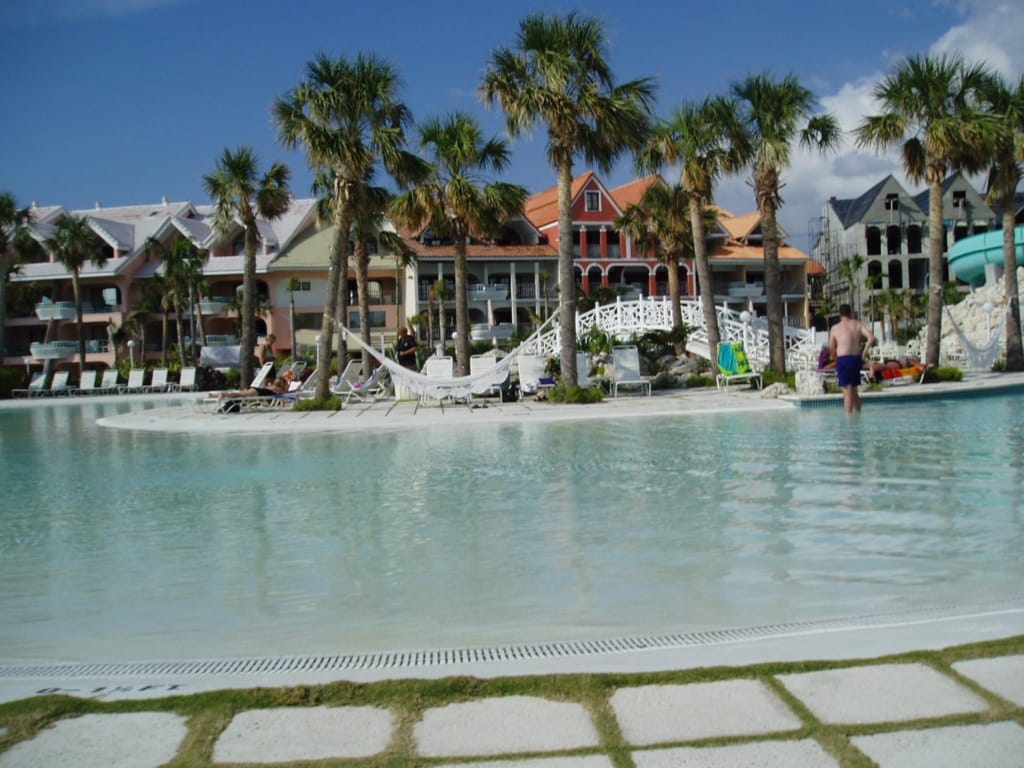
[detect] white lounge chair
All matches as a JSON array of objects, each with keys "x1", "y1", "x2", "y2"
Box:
[
  {"x1": 517, "y1": 354, "x2": 552, "y2": 399},
  {"x1": 170, "y1": 367, "x2": 197, "y2": 392},
  {"x1": 146, "y1": 368, "x2": 169, "y2": 393},
  {"x1": 97, "y1": 368, "x2": 120, "y2": 394},
  {"x1": 715, "y1": 342, "x2": 762, "y2": 391},
  {"x1": 341, "y1": 364, "x2": 390, "y2": 404},
  {"x1": 420, "y1": 356, "x2": 455, "y2": 406},
  {"x1": 47, "y1": 370, "x2": 73, "y2": 397},
  {"x1": 249, "y1": 361, "x2": 274, "y2": 389},
  {"x1": 121, "y1": 368, "x2": 146, "y2": 393},
  {"x1": 13, "y1": 373, "x2": 47, "y2": 398},
  {"x1": 576, "y1": 351, "x2": 603, "y2": 389},
  {"x1": 470, "y1": 352, "x2": 509, "y2": 399},
  {"x1": 76, "y1": 369, "x2": 98, "y2": 395},
  {"x1": 611, "y1": 346, "x2": 651, "y2": 397}
]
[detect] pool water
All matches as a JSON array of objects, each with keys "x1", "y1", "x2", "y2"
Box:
[{"x1": 1, "y1": 394, "x2": 1023, "y2": 663}]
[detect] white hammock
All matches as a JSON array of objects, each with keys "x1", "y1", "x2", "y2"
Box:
[
  {"x1": 337, "y1": 314, "x2": 558, "y2": 399},
  {"x1": 944, "y1": 306, "x2": 1003, "y2": 372}
]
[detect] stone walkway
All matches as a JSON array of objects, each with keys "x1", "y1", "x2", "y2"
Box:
[{"x1": 2, "y1": 655, "x2": 1022, "y2": 766}]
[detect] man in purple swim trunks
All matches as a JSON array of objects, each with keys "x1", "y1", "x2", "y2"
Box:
[{"x1": 829, "y1": 303, "x2": 875, "y2": 413}]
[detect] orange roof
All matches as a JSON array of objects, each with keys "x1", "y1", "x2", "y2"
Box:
[
  {"x1": 524, "y1": 171, "x2": 596, "y2": 228},
  {"x1": 609, "y1": 175, "x2": 661, "y2": 209},
  {"x1": 807, "y1": 260, "x2": 825, "y2": 276},
  {"x1": 407, "y1": 242, "x2": 557, "y2": 260},
  {"x1": 719, "y1": 211, "x2": 760, "y2": 240},
  {"x1": 709, "y1": 241, "x2": 808, "y2": 263}
]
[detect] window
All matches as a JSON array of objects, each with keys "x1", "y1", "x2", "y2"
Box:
[
  {"x1": 952, "y1": 190, "x2": 967, "y2": 209},
  {"x1": 300, "y1": 281, "x2": 311, "y2": 291},
  {"x1": 584, "y1": 191, "x2": 600, "y2": 212},
  {"x1": 884, "y1": 193, "x2": 899, "y2": 211},
  {"x1": 349, "y1": 311, "x2": 386, "y2": 328}
]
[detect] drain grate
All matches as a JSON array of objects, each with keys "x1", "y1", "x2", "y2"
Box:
[{"x1": 3, "y1": 599, "x2": 1021, "y2": 680}]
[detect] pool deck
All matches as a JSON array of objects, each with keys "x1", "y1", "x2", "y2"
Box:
[{"x1": 2, "y1": 373, "x2": 1024, "y2": 765}]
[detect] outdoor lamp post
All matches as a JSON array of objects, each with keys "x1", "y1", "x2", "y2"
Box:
[{"x1": 127, "y1": 339, "x2": 135, "y2": 370}]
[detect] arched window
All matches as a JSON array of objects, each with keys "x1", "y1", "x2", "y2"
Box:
[
  {"x1": 888, "y1": 260, "x2": 903, "y2": 289},
  {"x1": 866, "y1": 226, "x2": 881, "y2": 256}
]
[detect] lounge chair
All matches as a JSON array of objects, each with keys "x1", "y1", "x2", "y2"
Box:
[
  {"x1": 715, "y1": 342, "x2": 762, "y2": 391},
  {"x1": 146, "y1": 368, "x2": 169, "y2": 393},
  {"x1": 470, "y1": 352, "x2": 509, "y2": 399},
  {"x1": 97, "y1": 368, "x2": 119, "y2": 394},
  {"x1": 249, "y1": 361, "x2": 274, "y2": 389},
  {"x1": 611, "y1": 346, "x2": 651, "y2": 397},
  {"x1": 170, "y1": 366, "x2": 197, "y2": 392},
  {"x1": 336, "y1": 363, "x2": 390, "y2": 405},
  {"x1": 420, "y1": 356, "x2": 455, "y2": 406},
  {"x1": 13, "y1": 373, "x2": 47, "y2": 398},
  {"x1": 517, "y1": 354, "x2": 552, "y2": 399},
  {"x1": 76, "y1": 369, "x2": 98, "y2": 395},
  {"x1": 576, "y1": 351, "x2": 603, "y2": 390},
  {"x1": 121, "y1": 368, "x2": 146, "y2": 393},
  {"x1": 47, "y1": 370, "x2": 73, "y2": 397}
]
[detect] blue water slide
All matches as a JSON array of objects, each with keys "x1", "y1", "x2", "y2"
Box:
[{"x1": 948, "y1": 225, "x2": 1024, "y2": 286}]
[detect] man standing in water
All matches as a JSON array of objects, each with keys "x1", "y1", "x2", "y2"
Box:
[{"x1": 829, "y1": 304, "x2": 875, "y2": 413}]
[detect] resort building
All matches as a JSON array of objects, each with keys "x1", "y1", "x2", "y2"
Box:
[
  {"x1": 525, "y1": 172, "x2": 811, "y2": 326},
  {"x1": 810, "y1": 172, "x2": 1016, "y2": 316},
  {"x1": 5, "y1": 172, "x2": 814, "y2": 373}
]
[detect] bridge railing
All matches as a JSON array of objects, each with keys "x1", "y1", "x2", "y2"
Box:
[{"x1": 521, "y1": 297, "x2": 819, "y2": 371}]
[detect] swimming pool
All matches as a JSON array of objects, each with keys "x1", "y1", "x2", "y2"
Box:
[{"x1": 1, "y1": 393, "x2": 1023, "y2": 664}]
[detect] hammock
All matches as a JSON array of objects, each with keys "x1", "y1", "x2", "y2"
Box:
[
  {"x1": 944, "y1": 306, "x2": 1003, "y2": 372},
  {"x1": 336, "y1": 314, "x2": 558, "y2": 400}
]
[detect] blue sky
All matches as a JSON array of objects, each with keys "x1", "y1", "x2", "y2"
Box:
[{"x1": 2, "y1": 0, "x2": 1021, "y2": 252}]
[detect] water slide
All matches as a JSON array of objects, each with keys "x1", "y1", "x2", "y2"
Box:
[{"x1": 948, "y1": 225, "x2": 1024, "y2": 287}]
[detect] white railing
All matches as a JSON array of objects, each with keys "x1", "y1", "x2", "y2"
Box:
[{"x1": 521, "y1": 296, "x2": 817, "y2": 370}]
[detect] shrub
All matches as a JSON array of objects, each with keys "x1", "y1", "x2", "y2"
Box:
[
  {"x1": 548, "y1": 384, "x2": 604, "y2": 404},
  {"x1": 761, "y1": 369, "x2": 796, "y2": 389},
  {"x1": 0, "y1": 367, "x2": 25, "y2": 398},
  {"x1": 922, "y1": 366, "x2": 963, "y2": 383},
  {"x1": 685, "y1": 374, "x2": 715, "y2": 388},
  {"x1": 293, "y1": 396, "x2": 342, "y2": 411}
]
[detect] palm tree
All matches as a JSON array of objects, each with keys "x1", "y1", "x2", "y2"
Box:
[
  {"x1": 391, "y1": 112, "x2": 528, "y2": 375},
  {"x1": 481, "y1": 11, "x2": 656, "y2": 386},
  {"x1": 1, "y1": 193, "x2": 41, "y2": 360},
  {"x1": 350, "y1": 187, "x2": 391, "y2": 379},
  {"x1": 203, "y1": 146, "x2": 291, "y2": 387},
  {"x1": 615, "y1": 181, "x2": 715, "y2": 353},
  {"x1": 287, "y1": 275, "x2": 301, "y2": 361},
  {"x1": 855, "y1": 54, "x2": 998, "y2": 367},
  {"x1": 638, "y1": 97, "x2": 747, "y2": 355},
  {"x1": 429, "y1": 279, "x2": 451, "y2": 352},
  {"x1": 837, "y1": 254, "x2": 866, "y2": 315},
  {"x1": 45, "y1": 215, "x2": 108, "y2": 376},
  {"x1": 981, "y1": 73, "x2": 1024, "y2": 371},
  {"x1": 274, "y1": 52, "x2": 422, "y2": 399},
  {"x1": 731, "y1": 73, "x2": 841, "y2": 373}
]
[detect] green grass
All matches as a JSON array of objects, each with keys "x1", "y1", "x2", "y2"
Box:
[{"x1": 1, "y1": 635, "x2": 1020, "y2": 766}]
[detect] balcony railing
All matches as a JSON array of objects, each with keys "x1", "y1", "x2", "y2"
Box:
[
  {"x1": 468, "y1": 284, "x2": 509, "y2": 301},
  {"x1": 30, "y1": 341, "x2": 78, "y2": 359},
  {"x1": 35, "y1": 301, "x2": 76, "y2": 321}
]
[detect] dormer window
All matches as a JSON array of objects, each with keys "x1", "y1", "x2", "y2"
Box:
[
  {"x1": 952, "y1": 190, "x2": 967, "y2": 209},
  {"x1": 884, "y1": 193, "x2": 899, "y2": 211},
  {"x1": 584, "y1": 191, "x2": 600, "y2": 212}
]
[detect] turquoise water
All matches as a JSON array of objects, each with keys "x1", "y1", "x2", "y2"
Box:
[{"x1": 1, "y1": 394, "x2": 1023, "y2": 664}]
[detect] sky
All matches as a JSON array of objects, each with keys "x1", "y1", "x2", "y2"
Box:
[{"x1": 2, "y1": 0, "x2": 1022, "y2": 253}]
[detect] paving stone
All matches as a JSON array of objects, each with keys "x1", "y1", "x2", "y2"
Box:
[
  {"x1": 632, "y1": 739, "x2": 838, "y2": 767},
  {"x1": 776, "y1": 663, "x2": 988, "y2": 724},
  {"x1": 609, "y1": 680, "x2": 802, "y2": 745},
  {"x1": 952, "y1": 654, "x2": 1024, "y2": 706},
  {"x1": 212, "y1": 705, "x2": 394, "y2": 763},
  {"x1": 0, "y1": 712, "x2": 187, "y2": 768},
  {"x1": 436, "y1": 758, "x2": 613, "y2": 768},
  {"x1": 851, "y1": 721, "x2": 1024, "y2": 767},
  {"x1": 414, "y1": 696, "x2": 599, "y2": 758}
]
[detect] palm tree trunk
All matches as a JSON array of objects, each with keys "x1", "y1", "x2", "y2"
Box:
[
  {"x1": 690, "y1": 199, "x2": 719, "y2": 355},
  {"x1": 161, "y1": 309, "x2": 169, "y2": 366},
  {"x1": 72, "y1": 270, "x2": 86, "y2": 377},
  {"x1": 240, "y1": 226, "x2": 258, "y2": 387},
  {"x1": 454, "y1": 237, "x2": 470, "y2": 376},
  {"x1": 557, "y1": 160, "x2": 578, "y2": 387},
  {"x1": 356, "y1": 246, "x2": 372, "y2": 380},
  {"x1": 175, "y1": 299, "x2": 187, "y2": 369},
  {"x1": 760, "y1": 192, "x2": 786, "y2": 372},
  {"x1": 925, "y1": 172, "x2": 945, "y2": 367},
  {"x1": 316, "y1": 205, "x2": 349, "y2": 400},
  {"x1": 666, "y1": 254, "x2": 684, "y2": 355},
  {"x1": 1002, "y1": 205, "x2": 1023, "y2": 371},
  {"x1": 0, "y1": 255, "x2": 7, "y2": 361}
]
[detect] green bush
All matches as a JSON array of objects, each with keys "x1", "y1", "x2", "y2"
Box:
[
  {"x1": 922, "y1": 365, "x2": 963, "y2": 383},
  {"x1": 686, "y1": 374, "x2": 715, "y2": 388},
  {"x1": 0, "y1": 367, "x2": 26, "y2": 398},
  {"x1": 293, "y1": 396, "x2": 342, "y2": 411},
  {"x1": 548, "y1": 384, "x2": 604, "y2": 404},
  {"x1": 762, "y1": 369, "x2": 796, "y2": 389}
]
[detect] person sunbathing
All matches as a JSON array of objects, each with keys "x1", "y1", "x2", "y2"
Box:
[
  {"x1": 869, "y1": 356, "x2": 924, "y2": 382},
  {"x1": 213, "y1": 377, "x2": 289, "y2": 400}
]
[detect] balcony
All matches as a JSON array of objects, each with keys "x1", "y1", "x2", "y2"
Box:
[
  {"x1": 35, "y1": 301, "x2": 76, "y2": 321},
  {"x1": 470, "y1": 323, "x2": 516, "y2": 342},
  {"x1": 468, "y1": 284, "x2": 509, "y2": 302},
  {"x1": 30, "y1": 341, "x2": 78, "y2": 359},
  {"x1": 726, "y1": 281, "x2": 764, "y2": 298}
]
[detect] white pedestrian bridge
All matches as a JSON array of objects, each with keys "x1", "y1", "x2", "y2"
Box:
[{"x1": 525, "y1": 296, "x2": 823, "y2": 371}]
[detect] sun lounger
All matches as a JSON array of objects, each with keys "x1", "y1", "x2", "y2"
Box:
[
  {"x1": 470, "y1": 352, "x2": 509, "y2": 399},
  {"x1": 145, "y1": 368, "x2": 169, "y2": 393},
  {"x1": 13, "y1": 373, "x2": 47, "y2": 398},
  {"x1": 715, "y1": 342, "x2": 762, "y2": 391},
  {"x1": 46, "y1": 370, "x2": 73, "y2": 397},
  {"x1": 120, "y1": 368, "x2": 146, "y2": 393},
  {"x1": 611, "y1": 346, "x2": 651, "y2": 397},
  {"x1": 169, "y1": 366, "x2": 197, "y2": 392},
  {"x1": 97, "y1": 368, "x2": 119, "y2": 394},
  {"x1": 76, "y1": 369, "x2": 98, "y2": 395},
  {"x1": 517, "y1": 354, "x2": 552, "y2": 399}
]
